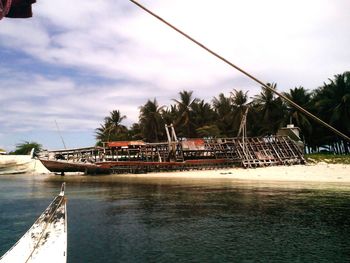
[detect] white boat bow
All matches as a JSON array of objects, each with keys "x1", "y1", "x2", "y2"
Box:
[{"x1": 0, "y1": 183, "x2": 67, "y2": 263}]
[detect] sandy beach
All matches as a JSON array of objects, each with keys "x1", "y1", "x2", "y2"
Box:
[
  {"x1": 22, "y1": 161, "x2": 350, "y2": 190},
  {"x1": 114, "y1": 163, "x2": 350, "y2": 183}
]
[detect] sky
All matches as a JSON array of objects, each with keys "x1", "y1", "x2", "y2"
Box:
[{"x1": 0, "y1": 0, "x2": 349, "y2": 151}]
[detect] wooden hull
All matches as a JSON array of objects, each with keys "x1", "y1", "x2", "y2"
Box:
[
  {"x1": 97, "y1": 158, "x2": 230, "y2": 168},
  {"x1": 39, "y1": 159, "x2": 109, "y2": 174},
  {"x1": 0, "y1": 184, "x2": 67, "y2": 263},
  {"x1": 96, "y1": 158, "x2": 234, "y2": 174},
  {"x1": 40, "y1": 158, "x2": 233, "y2": 175}
]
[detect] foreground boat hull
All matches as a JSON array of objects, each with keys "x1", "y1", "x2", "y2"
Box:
[{"x1": 0, "y1": 184, "x2": 67, "y2": 263}]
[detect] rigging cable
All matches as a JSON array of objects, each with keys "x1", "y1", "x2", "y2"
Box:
[
  {"x1": 55, "y1": 120, "x2": 67, "y2": 150},
  {"x1": 128, "y1": 0, "x2": 350, "y2": 143}
]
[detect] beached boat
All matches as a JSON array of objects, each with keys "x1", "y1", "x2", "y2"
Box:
[
  {"x1": 39, "y1": 159, "x2": 109, "y2": 174},
  {"x1": 0, "y1": 183, "x2": 67, "y2": 263},
  {"x1": 38, "y1": 125, "x2": 304, "y2": 175},
  {"x1": 0, "y1": 158, "x2": 34, "y2": 174},
  {"x1": 0, "y1": 149, "x2": 49, "y2": 175},
  {"x1": 39, "y1": 133, "x2": 304, "y2": 174},
  {"x1": 0, "y1": 149, "x2": 35, "y2": 175}
]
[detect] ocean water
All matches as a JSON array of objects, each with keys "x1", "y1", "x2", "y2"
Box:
[{"x1": 0, "y1": 174, "x2": 350, "y2": 263}]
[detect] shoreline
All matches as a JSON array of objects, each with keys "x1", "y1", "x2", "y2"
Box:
[
  {"x1": 111, "y1": 163, "x2": 350, "y2": 183},
  {"x1": 2, "y1": 162, "x2": 349, "y2": 190},
  {"x1": 35, "y1": 162, "x2": 350, "y2": 191}
]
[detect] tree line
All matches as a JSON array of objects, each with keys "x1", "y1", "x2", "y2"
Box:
[{"x1": 96, "y1": 71, "x2": 350, "y2": 154}]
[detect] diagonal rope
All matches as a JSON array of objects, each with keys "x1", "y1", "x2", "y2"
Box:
[{"x1": 128, "y1": 0, "x2": 350, "y2": 143}]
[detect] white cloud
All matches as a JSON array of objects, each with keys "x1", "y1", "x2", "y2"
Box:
[
  {"x1": 0, "y1": 0, "x2": 349, "y2": 148},
  {"x1": 0, "y1": 71, "x2": 172, "y2": 136},
  {"x1": 1, "y1": 0, "x2": 348, "y2": 88}
]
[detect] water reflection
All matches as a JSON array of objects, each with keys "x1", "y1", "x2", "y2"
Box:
[{"x1": 1, "y1": 174, "x2": 350, "y2": 262}]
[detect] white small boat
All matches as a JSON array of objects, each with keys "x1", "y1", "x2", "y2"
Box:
[
  {"x1": 0, "y1": 183, "x2": 67, "y2": 263},
  {"x1": 0, "y1": 149, "x2": 49, "y2": 175}
]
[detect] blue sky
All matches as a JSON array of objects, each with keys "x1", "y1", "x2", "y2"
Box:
[{"x1": 0, "y1": 0, "x2": 349, "y2": 151}]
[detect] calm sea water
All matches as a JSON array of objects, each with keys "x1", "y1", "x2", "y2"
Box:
[{"x1": 0, "y1": 173, "x2": 350, "y2": 263}]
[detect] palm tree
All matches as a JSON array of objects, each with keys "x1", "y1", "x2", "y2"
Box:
[
  {"x1": 105, "y1": 110, "x2": 127, "y2": 140},
  {"x1": 312, "y1": 72, "x2": 350, "y2": 153},
  {"x1": 212, "y1": 93, "x2": 234, "y2": 136},
  {"x1": 11, "y1": 141, "x2": 42, "y2": 155},
  {"x1": 252, "y1": 83, "x2": 286, "y2": 135},
  {"x1": 316, "y1": 72, "x2": 350, "y2": 130},
  {"x1": 162, "y1": 104, "x2": 178, "y2": 126},
  {"x1": 283, "y1": 86, "x2": 312, "y2": 138},
  {"x1": 128, "y1": 123, "x2": 143, "y2": 140},
  {"x1": 139, "y1": 99, "x2": 165, "y2": 142},
  {"x1": 95, "y1": 123, "x2": 110, "y2": 143},
  {"x1": 95, "y1": 110, "x2": 128, "y2": 144},
  {"x1": 191, "y1": 100, "x2": 215, "y2": 127},
  {"x1": 190, "y1": 99, "x2": 218, "y2": 137},
  {"x1": 230, "y1": 89, "x2": 249, "y2": 135},
  {"x1": 173, "y1": 90, "x2": 198, "y2": 138}
]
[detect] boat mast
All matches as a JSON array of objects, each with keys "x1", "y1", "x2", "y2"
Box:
[
  {"x1": 237, "y1": 107, "x2": 249, "y2": 157},
  {"x1": 128, "y1": 0, "x2": 350, "y2": 143},
  {"x1": 55, "y1": 120, "x2": 67, "y2": 150}
]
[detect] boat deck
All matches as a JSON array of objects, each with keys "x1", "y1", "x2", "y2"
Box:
[{"x1": 40, "y1": 135, "x2": 305, "y2": 174}]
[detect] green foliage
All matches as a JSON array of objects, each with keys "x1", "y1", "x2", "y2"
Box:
[
  {"x1": 307, "y1": 72, "x2": 350, "y2": 153},
  {"x1": 128, "y1": 123, "x2": 143, "y2": 140},
  {"x1": 251, "y1": 83, "x2": 287, "y2": 135},
  {"x1": 305, "y1": 153, "x2": 350, "y2": 164},
  {"x1": 139, "y1": 99, "x2": 165, "y2": 142},
  {"x1": 95, "y1": 110, "x2": 129, "y2": 144},
  {"x1": 173, "y1": 90, "x2": 199, "y2": 138},
  {"x1": 196, "y1": 125, "x2": 221, "y2": 138},
  {"x1": 95, "y1": 71, "x2": 350, "y2": 154},
  {"x1": 212, "y1": 93, "x2": 233, "y2": 136},
  {"x1": 283, "y1": 86, "x2": 312, "y2": 136},
  {"x1": 11, "y1": 141, "x2": 42, "y2": 155}
]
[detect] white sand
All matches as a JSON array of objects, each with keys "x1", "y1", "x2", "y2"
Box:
[{"x1": 116, "y1": 163, "x2": 350, "y2": 183}]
